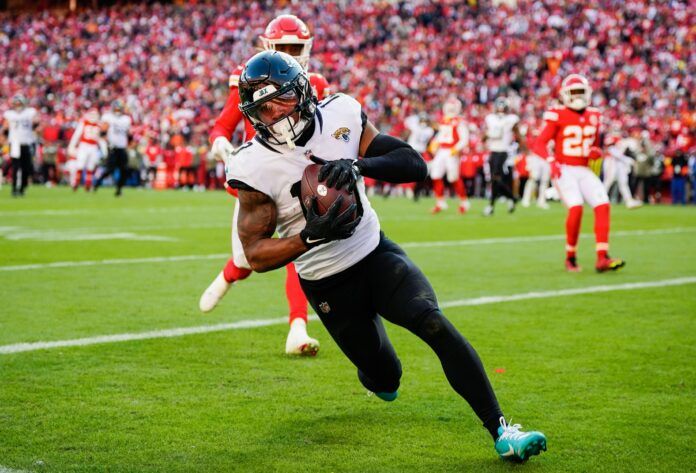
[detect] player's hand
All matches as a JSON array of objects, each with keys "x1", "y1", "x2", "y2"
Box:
[
  {"x1": 211, "y1": 136, "x2": 234, "y2": 162},
  {"x1": 309, "y1": 155, "x2": 359, "y2": 192},
  {"x1": 450, "y1": 148, "x2": 459, "y2": 157},
  {"x1": 300, "y1": 195, "x2": 361, "y2": 248},
  {"x1": 588, "y1": 146, "x2": 602, "y2": 160},
  {"x1": 550, "y1": 160, "x2": 562, "y2": 179}
]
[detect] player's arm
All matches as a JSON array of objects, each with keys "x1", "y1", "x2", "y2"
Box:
[
  {"x1": 531, "y1": 119, "x2": 557, "y2": 160},
  {"x1": 67, "y1": 121, "x2": 83, "y2": 157},
  {"x1": 209, "y1": 88, "x2": 244, "y2": 162},
  {"x1": 454, "y1": 121, "x2": 469, "y2": 154},
  {"x1": 236, "y1": 186, "x2": 359, "y2": 273},
  {"x1": 513, "y1": 123, "x2": 528, "y2": 154}
]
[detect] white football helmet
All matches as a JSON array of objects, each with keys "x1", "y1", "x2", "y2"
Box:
[
  {"x1": 443, "y1": 96, "x2": 462, "y2": 118},
  {"x1": 560, "y1": 74, "x2": 592, "y2": 111}
]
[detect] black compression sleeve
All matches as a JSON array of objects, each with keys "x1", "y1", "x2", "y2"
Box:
[{"x1": 357, "y1": 133, "x2": 427, "y2": 183}]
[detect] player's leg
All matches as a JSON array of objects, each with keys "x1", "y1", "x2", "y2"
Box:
[
  {"x1": 115, "y1": 149, "x2": 128, "y2": 196},
  {"x1": 430, "y1": 150, "x2": 448, "y2": 213},
  {"x1": 555, "y1": 166, "x2": 584, "y2": 271},
  {"x1": 84, "y1": 147, "x2": 99, "y2": 191},
  {"x1": 94, "y1": 149, "x2": 115, "y2": 191},
  {"x1": 19, "y1": 145, "x2": 32, "y2": 195},
  {"x1": 10, "y1": 158, "x2": 21, "y2": 196},
  {"x1": 537, "y1": 160, "x2": 550, "y2": 209},
  {"x1": 603, "y1": 158, "x2": 615, "y2": 194},
  {"x1": 367, "y1": 235, "x2": 546, "y2": 459},
  {"x1": 617, "y1": 163, "x2": 641, "y2": 208},
  {"x1": 521, "y1": 159, "x2": 538, "y2": 207},
  {"x1": 284, "y1": 262, "x2": 319, "y2": 356},
  {"x1": 199, "y1": 200, "x2": 252, "y2": 313},
  {"x1": 74, "y1": 145, "x2": 88, "y2": 190},
  {"x1": 579, "y1": 168, "x2": 625, "y2": 272},
  {"x1": 447, "y1": 156, "x2": 469, "y2": 214},
  {"x1": 300, "y1": 274, "x2": 402, "y2": 398}
]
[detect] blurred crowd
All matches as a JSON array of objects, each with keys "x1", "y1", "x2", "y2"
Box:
[{"x1": 0, "y1": 0, "x2": 694, "y2": 201}]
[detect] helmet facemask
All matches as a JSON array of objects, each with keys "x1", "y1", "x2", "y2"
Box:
[
  {"x1": 560, "y1": 75, "x2": 592, "y2": 111},
  {"x1": 241, "y1": 73, "x2": 316, "y2": 149},
  {"x1": 261, "y1": 38, "x2": 312, "y2": 70}
]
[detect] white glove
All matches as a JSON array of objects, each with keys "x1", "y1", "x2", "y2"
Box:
[{"x1": 211, "y1": 136, "x2": 234, "y2": 162}]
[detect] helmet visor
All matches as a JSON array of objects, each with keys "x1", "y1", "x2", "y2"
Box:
[{"x1": 246, "y1": 87, "x2": 300, "y2": 126}]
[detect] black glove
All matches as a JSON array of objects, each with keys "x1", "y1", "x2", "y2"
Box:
[
  {"x1": 300, "y1": 195, "x2": 361, "y2": 248},
  {"x1": 309, "y1": 155, "x2": 360, "y2": 191}
]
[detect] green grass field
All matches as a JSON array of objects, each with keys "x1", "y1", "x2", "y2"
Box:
[{"x1": 1, "y1": 187, "x2": 695, "y2": 472}]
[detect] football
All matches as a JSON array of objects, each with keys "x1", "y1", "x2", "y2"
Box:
[{"x1": 300, "y1": 163, "x2": 357, "y2": 219}]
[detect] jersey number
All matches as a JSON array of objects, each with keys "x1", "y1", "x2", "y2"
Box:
[
  {"x1": 562, "y1": 125, "x2": 596, "y2": 157},
  {"x1": 438, "y1": 125, "x2": 454, "y2": 144}
]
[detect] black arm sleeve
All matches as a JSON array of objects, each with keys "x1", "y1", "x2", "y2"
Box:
[{"x1": 356, "y1": 133, "x2": 428, "y2": 183}]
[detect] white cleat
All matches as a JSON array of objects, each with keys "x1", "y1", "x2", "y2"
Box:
[
  {"x1": 537, "y1": 201, "x2": 550, "y2": 210},
  {"x1": 285, "y1": 319, "x2": 320, "y2": 356},
  {"x1": 199, "y1": 271, "x2": 231, "y2": 313},
  {"x1": 626, "y1": 199, "x2": 643, "y2": 210}
]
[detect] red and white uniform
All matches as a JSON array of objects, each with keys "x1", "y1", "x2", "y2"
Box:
[
  {"x1": 208, "y1": 65, "x2": 332, "y2": 270},
  {"x1": 68, "y1": 113, "x2": 103, "y2": 172},
  {"x1": 430, "y1": 116, "x2": 469, "y2": 182},
  {"x1": 532, "y1": 106, "x2": 608, "y2": 208}
]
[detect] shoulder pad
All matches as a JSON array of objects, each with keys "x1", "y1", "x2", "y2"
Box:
[{"x1": 542, "y1": 110, "x2": 560, "y2": 122}]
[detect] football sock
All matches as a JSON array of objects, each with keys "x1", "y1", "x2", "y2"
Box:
[
  {"x1": 453, "y1": 179, "x2": 467, "y2": 199},
  {"x1": 285, "y1": 263, "x2": 308, "y2": 323},
  {"x1": 85, "y1": 170, "x2": 93, "y2": 190},
  {"x1": 432, "y1": 179, "x2": 444, "y2": 200},
  {"x1": 222, "y1": 258, "x2": 252, "y2": 284},
  {"x1": 566, "y1": 205, "x2": 583, "y2": 259},
  {"x1": 594, "y1": 203, "x2": 610, "y2": 259}
]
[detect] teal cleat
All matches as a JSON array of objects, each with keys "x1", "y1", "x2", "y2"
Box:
[
  {"x1": 368, "y1": 390, "x2": 398, "y2": 402},
  {"x1": 494, "y1": 417, "x2": 547, "y2": 462}
]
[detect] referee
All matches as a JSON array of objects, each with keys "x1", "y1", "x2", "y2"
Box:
[
  {"x1": 2, "y1": 95, "x2": 38, "y2": 197},
  {"x1": 95, "y1": 100, "x2": 132, "y2": 196}
]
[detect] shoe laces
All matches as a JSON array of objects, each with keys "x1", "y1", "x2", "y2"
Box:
[{"x1": 499, "y1": 417, "x2": 527, "y2": 440}]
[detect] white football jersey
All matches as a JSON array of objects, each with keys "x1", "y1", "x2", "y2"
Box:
[
  {"x1": 226, "y1": 93, "x2": 380, "y2": 281},
  {"x1": 485, "y1": 113, "x2": 519, "y2": 153},
  {"x1": 3, "y1": 108, "x2": 37, "y2": 157},
  {"x1": 101, "y1": 112, "x2": 132, "y2": 148},
  {"x1": 404, "y1": 115, "x2": 434, "y2": 153}
]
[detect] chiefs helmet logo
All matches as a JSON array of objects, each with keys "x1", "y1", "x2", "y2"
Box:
[{"x1": 332, "y1": 127, "x2": 351, "y2": 142}]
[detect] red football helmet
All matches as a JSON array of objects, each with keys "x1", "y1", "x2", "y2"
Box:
[
  {"x1": 560, "y1": 74, "x2": 592, "y2": 111},
  {"x1": 260, "y1": 15, "x2": 313, "y2": 70}
]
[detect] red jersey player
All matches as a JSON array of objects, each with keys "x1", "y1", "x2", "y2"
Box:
[
  {"x1": 200, "y1": 15, "x2": 331, "y2": 356},
  {"x1": 429, "y1": 96, "x2": 470, "y2": 214},
  {"x1": 67, "y1": 109, "x2": 103, "y2": 191},
  {"x1": 532, "y1": 74, "x2": 625, "y2": 273}
]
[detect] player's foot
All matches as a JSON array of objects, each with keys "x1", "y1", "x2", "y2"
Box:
[
  {"x1": 626, "y1": 199, "x2": 642, "y2": 210},
  {"x1": 431, "y1": 202, "x2": 448, "y2": 214},
  {"x1": 458, "y1": 200, "x2": 470, "y2": 214},
  {"x1": 495, "y1": 417, "x2": 547, "y2": 462},
  {"x1": 285, "y1": 319, "x2": 319, "y2": 356},
  {"x1": 507, "y1": 199, "x2": 517, "y2": 214},
  {"x1": 483, "y1": 205, "x2": 494, "y2": 217},
  {"x1": 565, "y1": 256, "x2": 582, "y2": 272},
  {"x1": 199, "y1": 271, "x2": 231, "y2": 313},
  {"x1": 595, "y1": 255, "x2": 626, "y2": 273},
  {"x1": 537, "y1": 201, "x2": 550, "y2": 210},
  {"x1": 521, "y1": 199, "x2": 530, "y2": 208},
  {"x1": 368, "y1": 390, "x2": 398, "y2": 402},
  {"x1": 115, "y1": 188, "x2": 122, "y2": 197}
]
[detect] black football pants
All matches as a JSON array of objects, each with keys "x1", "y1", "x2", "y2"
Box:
[
  {"x1": 489, "y1": 151, "x2": 516, "y2": 205},
  {"x1": 96, "y1": 148, "x2": 128, "y2": 193},
  {"x1": 300, "y1": 233, "x2": 503, "y2": 439},
  {"x1": 11, "y1": 145, "x2": 34, "y2": 194}
]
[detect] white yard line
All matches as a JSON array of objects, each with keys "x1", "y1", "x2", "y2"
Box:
[
  {"x1": 0, "y1": 465, "x2": 31, "y2": 473},
  {"x1": 1, "y1": 227, "x2": 692, "y2": 273},
  {"x1": 1, "y1": 276, "x2": 694, "y2": 355}
]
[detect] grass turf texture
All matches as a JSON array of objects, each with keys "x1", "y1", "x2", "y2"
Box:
[{"x1": 1, "y1": 187, "x2": 695, "y2": 472}]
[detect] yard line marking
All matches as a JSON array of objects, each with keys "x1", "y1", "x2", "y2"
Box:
[
  {"x1": 0, "y1": 227, "x2": 692, "y2": 273},
  {"x1": 2, "y1": 231, "x2": 177, "y2": 242},
  {"x1": 0, "y1": 253, "x2": 229, "y2": 272},
  {"x1": 0, "y1": 465, "x2": 31, "y2": 473},
  {"x1": 1, "y1": 276, "x2": 694, "y2": 355},
  {"x1": 400, "y1": 227, "x2": 696, "y2": 248}
]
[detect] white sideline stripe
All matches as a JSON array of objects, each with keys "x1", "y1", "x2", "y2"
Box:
[
  {"x1": 0, "y1": 227, "x2": 692, "y2": 273},
  {"x1": 1, "y1": 276, "x2": 694, "y2": 355}
]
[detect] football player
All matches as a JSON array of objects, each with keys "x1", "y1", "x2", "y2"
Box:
[
  {"x1": 67, "y1": 108, "x2": 103, "y2": 192},
  {"x1": 201, "y1": 15, "x2": 330, "y2": 356},
  {"x1": 603, "y1": 128, "x2": 643, "y2": 209},
  {"x1": 483, "y1": 97, "x2": 526, "y2": 216},
  {"x1": 2, "y1": 94, "x2": 39, "y2": 197},
  {"x1": 532, "y1": 74, "x2": 625, "y2": 272},
  {"x1": 226, "y1": 50, "x2": 547, "y2": 463},
  {"x1": 95, "y1": 100, "x2": 133, "y2": 197},
  {"x1": 429, "y1": 97, "x2": 470, "y2": 214}
]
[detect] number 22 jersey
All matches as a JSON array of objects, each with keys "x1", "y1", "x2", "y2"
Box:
[{"x1": 532, "y1": 106, "x2": 601, "y2": 167}]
